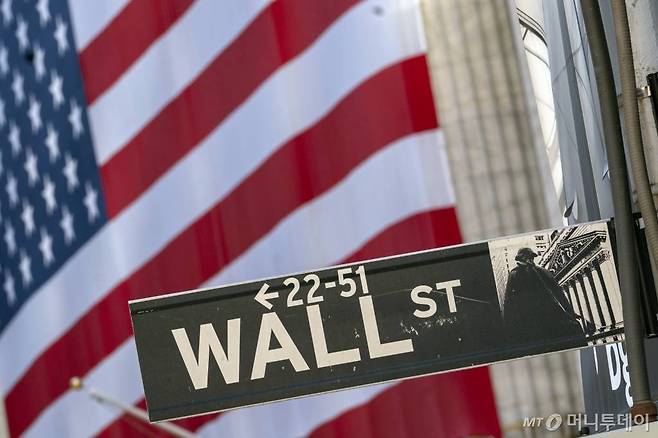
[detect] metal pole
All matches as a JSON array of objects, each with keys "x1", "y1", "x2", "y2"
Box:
[
  {"x1": 70, "y1": 377, "x2": 195, "y2": 437},
  {"x1": 580, "y1": 0, "x2": 656, "y2": 420},
  {"x1": 612, "y1": 2, "x2": 658, "y2": 276}
]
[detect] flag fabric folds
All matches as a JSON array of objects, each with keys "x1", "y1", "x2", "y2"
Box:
[{"x1": 0, "y1": 0, "x2": 501, "y2": 436}]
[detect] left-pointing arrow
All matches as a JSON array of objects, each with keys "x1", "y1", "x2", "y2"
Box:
[{"x1": 254, "y1": 282, "x2": 279, "y2": 310}]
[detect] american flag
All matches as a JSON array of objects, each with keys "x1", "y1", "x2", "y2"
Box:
[{"x1": 0, "y1": 0, "x2": 501, "y2": 436}]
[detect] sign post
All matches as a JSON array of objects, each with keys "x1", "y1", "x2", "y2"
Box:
[{"x1": 130, "y1": 221, "x2": 624, "y2": 422}]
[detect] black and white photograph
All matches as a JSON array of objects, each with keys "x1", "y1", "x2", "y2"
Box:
[{"x1": 489, "y1": 222, "x2": 623, "y2": 348}]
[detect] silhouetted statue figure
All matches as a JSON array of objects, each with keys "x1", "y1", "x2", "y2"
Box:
[{"x1": 503, "y1": 247, "x2": 588, "y2": 346}]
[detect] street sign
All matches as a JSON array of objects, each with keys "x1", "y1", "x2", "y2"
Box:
[
  {"x1": 580, "y1": 218, "x2": 658, "y2": 432},
  {"x1": 581, "y1": 339, "x2": 658, "y2": 433},
  {"x1": 130, "y1": 220, "x2": 624, "y2": 422}
]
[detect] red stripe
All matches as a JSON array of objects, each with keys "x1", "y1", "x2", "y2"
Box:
[
  {"x1": 96, "y1": 206, "x2": 461, "y2": 437},
  {"x1": 96, "y1": 399, "x2": 217, "y2": 438},
  {"x1": 341, "y1": 208, "x2": 461, "y2": 263},
  {"x1": 308, "y1": 367, "x2": 501, "y2": 438},
  {"x1": 94, "y1": 400, "x2": 159, "y2": 438},
  {"x1": 99, "y1": 0, "x2": 358, "y2": 218},
  {"x1": 6, "y1": 56, "x2": 437, "y2": 437},
  {"x1": 79, "y1": 0, "x2": 195, "y2": 104}
]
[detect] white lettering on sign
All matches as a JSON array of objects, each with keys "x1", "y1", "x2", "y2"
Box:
[
  {"x1": 410, "y1": 285, "x2": 436, "y2": 318},
  {"x1": 254, "y1": 282, "x2": 278, "y2": 310},
  {"x1": 337, "y1": 268, "x2": 357, "y2": 297},
  {"x1": 437, "y1": 280, "x2": 460, "y2": 314},
  {"x1": 173, "y1": 269, "x2": 424, "y2": 389},
  {"x1": 360, "y1": 295, "x2": 414, "y2": 358},
  {"x1": 307, "y1": 305, "x2": 361, "y2": 367},
  {"x1": 606, "y1": 344, "x2": 622, "y2": 392},
  {"x1": 171, "y1": 320, "x2": 241, "y2": 389},
  {"x1": 410, "y1": 279, "x2": 462, "y2": 317},
  {"x1": 606, "y1": 343, "x2": 633, "y2": 407},
  {"x1": 254, "y1": 265, "x2": 371, "y2": 309},
  {"x1": 251, "y1": 312, "x2": 310, "y2": 380}
]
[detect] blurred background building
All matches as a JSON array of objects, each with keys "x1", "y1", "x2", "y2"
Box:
[
  {"x1": 1, "y1": 0, "x2": 658, "y2": 437},
  {"x1": 423, "y1": 0, "x2": 658, "y2": 435}
]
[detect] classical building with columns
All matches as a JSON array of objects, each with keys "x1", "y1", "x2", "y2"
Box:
[{"x1": 538, "y1": 224, "x2": 624, "y2": 343}]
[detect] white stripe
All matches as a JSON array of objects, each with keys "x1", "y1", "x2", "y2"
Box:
[
  {"x1": 0, "y1": 0, "x2": 426, "y2": 395},
  {"x1": 206, "y1": 131, "x2": 453, "y2": 286},
  {"x1": 26, "y1": 129, "x2": 452, "y2": 438},
  {"x1": 68, "y1": 0, "x2": 128, "y2": 50},
  {"x1": 197, "y1": 383, "x2": 394, "y2": 438},
  {"x1": 89, "y1": 0, "x2": 272, "y2": 164}
]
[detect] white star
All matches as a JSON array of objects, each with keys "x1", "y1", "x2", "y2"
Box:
[
  {"x1": 21, "y1": 200, "x2": 35, "y2": 236},
  {"x1": 0, "y1": 45, "x2": 8, "y2": 76},
  {"x1": 5, "y1": 173, "x2": 18, "y2": 206},
  {"x1": 4, "y1": 223, "x2": 16, "y2": 255},
  {"x1": 44, "y1": 124, "x2": 59, "y2": 161},
  {"x1": 84, "y1": 182, "x2": 99, "y2": 223},
  {"x1": 38, "y1": 228, "x2": 54, "y2": 266},
  {"x1": 48, "y1": 70, "x2": 64, "y2": 109},
  {"x1": 60, "y1": 206, "x2": 75, "y2": 244},
  {"x1": 63, "y1": 154, "x2": 78, "y2": 191},
  {"x1": 48, "y1": 69, "x2": 64, "y2": 109},
  {"x1": 68, "y1": 99, "x2": 83, "y2": 138},
  {"x1": 12, "y1": 71, "x2": 24, "y2": 105},
  {"x1": 0, "y1": 98, "x2": 5, "y2": 127},
  {"x1": 24, "y1": 148, "x2": 39, "y2": 186},
  {"x1": 33, "y1": 43, "x2": 46, "y2": 81},
  {"x1": 36, "y1": 0, "x2": 50, "y2": 26},
  {"x1": 15, "y1": 16, "x2": 29, "y2": 51},
  {"x1": 1, "y1": 0, "x2": 11, "y2": 26},
  {"x1": 19, "y1": 251, "x2": 32, "y2": 286},
  {"x1": 41, "y1": 174, "x2": 56, "y2": 214},
  {"x1": 53, "y1": 16, "x2": 68, "y2": 55},
  {"x1": 28, "y1": 95, "x2": 42, "y2": 132},
  {"x1": 8, "y1": 121, "x2": 20, "y2": 155},
  {"x1": 4, "y1": 271, "x2": 15, "y2": 306}
]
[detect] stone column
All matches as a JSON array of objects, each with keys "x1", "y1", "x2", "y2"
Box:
[
  {"x1": 563, "y1": 285, "x2": 573, "y2": 308},
  {"x1": 420, "y1": 0, "x2": 578, "y2": 428},
  {"x1": 584, "y1": 266, "x2": 606, "y2": 328},
  {"x1": 576, "y1": 274, "x2": 596, "y2": 332},
  {"x1": 593, "y1": 259, "x2": 616, "y2": 326},
  {"x1": 570, "y1": 280, "x2": 586, "y2": 328},
  {"x1": 420, "y1": 0, "x2": 559, "y2": 242}
]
